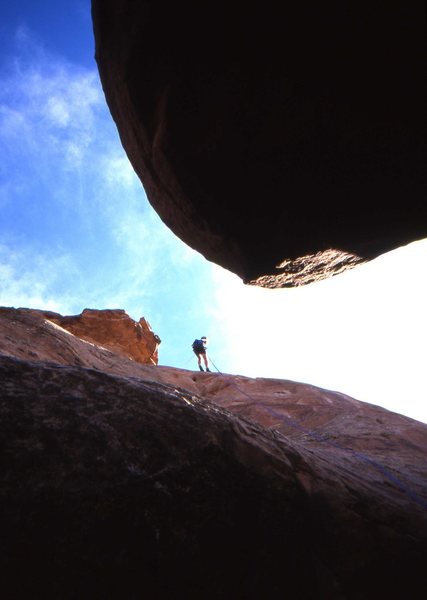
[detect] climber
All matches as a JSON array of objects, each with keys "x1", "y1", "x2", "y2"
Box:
[{"x1": 192, "y1": 336, "x2": 211, "y2": 372}]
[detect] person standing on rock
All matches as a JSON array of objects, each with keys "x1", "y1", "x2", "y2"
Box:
[{"x1": 192, "y1": 336, "x2": 211, "y2": 372}]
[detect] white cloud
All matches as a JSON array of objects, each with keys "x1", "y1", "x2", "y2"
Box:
[
  {"x1": 45, "y1": 96, "x2": 70, "y2": 127},
  {"x1": 0, "y1": 45, "x2": 105, "y2": 184},
  {"x1": 0, "y1": 240, "x2": 78, "y2": 314},
  {"x1": 102, "y1": 155, "x2": 139, "y2": 189},
  {"x1": 209, "y1": 239, "x2": 427, "y2": 424},
  {"x1": 0, "y1": 32, "x2": 199, "y2": 323}
]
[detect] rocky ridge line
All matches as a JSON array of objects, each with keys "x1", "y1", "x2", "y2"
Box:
[{"x1": 0, "y1": 306, "x2": 426, "y2": 598}]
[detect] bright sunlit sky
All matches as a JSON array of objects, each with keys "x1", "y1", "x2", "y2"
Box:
[{"x1": 1, "y1": 1, "x2": 426, "y2": 424}]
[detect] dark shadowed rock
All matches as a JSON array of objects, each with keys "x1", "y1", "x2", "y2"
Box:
[
  {"x1": 1, "y1": 355, "x2": 426, "y2": 599},
  {"x1": 0, "y1": 356, "x2": 316, "y2": 599},
  {"x1": 91, "y1": 1, "x2": 426, "y2": 286},
  {"x1": 1, "y1": 306, "x2": 426, "y2": 598}
]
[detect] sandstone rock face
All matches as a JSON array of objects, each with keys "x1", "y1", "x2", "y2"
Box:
[
  {"x1": 0, "y1": 356, "x2": 311, "y2": 599},
  {"x1": 0, "y1": 307, "x2": 161, "y2": 366},
  {"x1": 91, "y1": 1, "x2": 426, "y2": 287},
  {"x1": 1, "y1": 307, "x2": 426, "y2": 598}
]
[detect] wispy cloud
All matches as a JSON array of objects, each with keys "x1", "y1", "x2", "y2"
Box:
[
  {"x1": 0, "y1": 28, "x2": 215, "y2": 328},
  {"x1": 0, "y1": 238, "x2": 78, "y2": 313},
  {"x1": 1, "y1": 51, "x2": 102, "y2": 142},
  {"x1": 0, "y1": 44, "x2": 108, "y2": 225}
]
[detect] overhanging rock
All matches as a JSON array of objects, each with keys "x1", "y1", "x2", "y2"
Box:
[{"x1": 92, "y1": 2, "x2": 426, "y2": 287}]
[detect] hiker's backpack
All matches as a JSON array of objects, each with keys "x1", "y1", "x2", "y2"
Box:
[{"x1": 192, "y1": 339, "x2": 204, "y2": 352}]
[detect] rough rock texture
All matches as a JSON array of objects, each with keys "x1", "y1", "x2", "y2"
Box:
[
  {"x1": 91, "y1": 1, "x2": 426, "y2": 287},
  {"x1": 1, "y1": 306, "x2": 426, "y2": 598},
  {"x1": 0, "y1": 307, "x2": 161, "y2": 366}
]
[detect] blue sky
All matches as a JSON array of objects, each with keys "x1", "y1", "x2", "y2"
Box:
[{"x1": 1, "y1": 1, "x2": 426, "y2": 424}]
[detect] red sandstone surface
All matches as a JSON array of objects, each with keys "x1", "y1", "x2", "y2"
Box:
[
  {"x1": 0, "y1": 306, "x2": 426, "y2": 598},
  {"x1": 0, "y1": 307, "x2": 160, "y2": 365}
]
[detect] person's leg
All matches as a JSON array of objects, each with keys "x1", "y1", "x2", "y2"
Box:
[
  {"x1": 197, "y1": 353, "x2": 204, "y2": 371},
  {"x1": 203, "y1": 354, "x2": 210, "y2": 372}
]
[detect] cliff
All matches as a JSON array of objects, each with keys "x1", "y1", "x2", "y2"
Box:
[
  {"x1": 0, "y1": 307, "x2": 161, "y2": 366},
  {"x1": 0, "y1": 306, "x2": 426, "y2": 599},
  {"x1": 92, "y1": 1, "x2": 426, "y2": 286}
]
